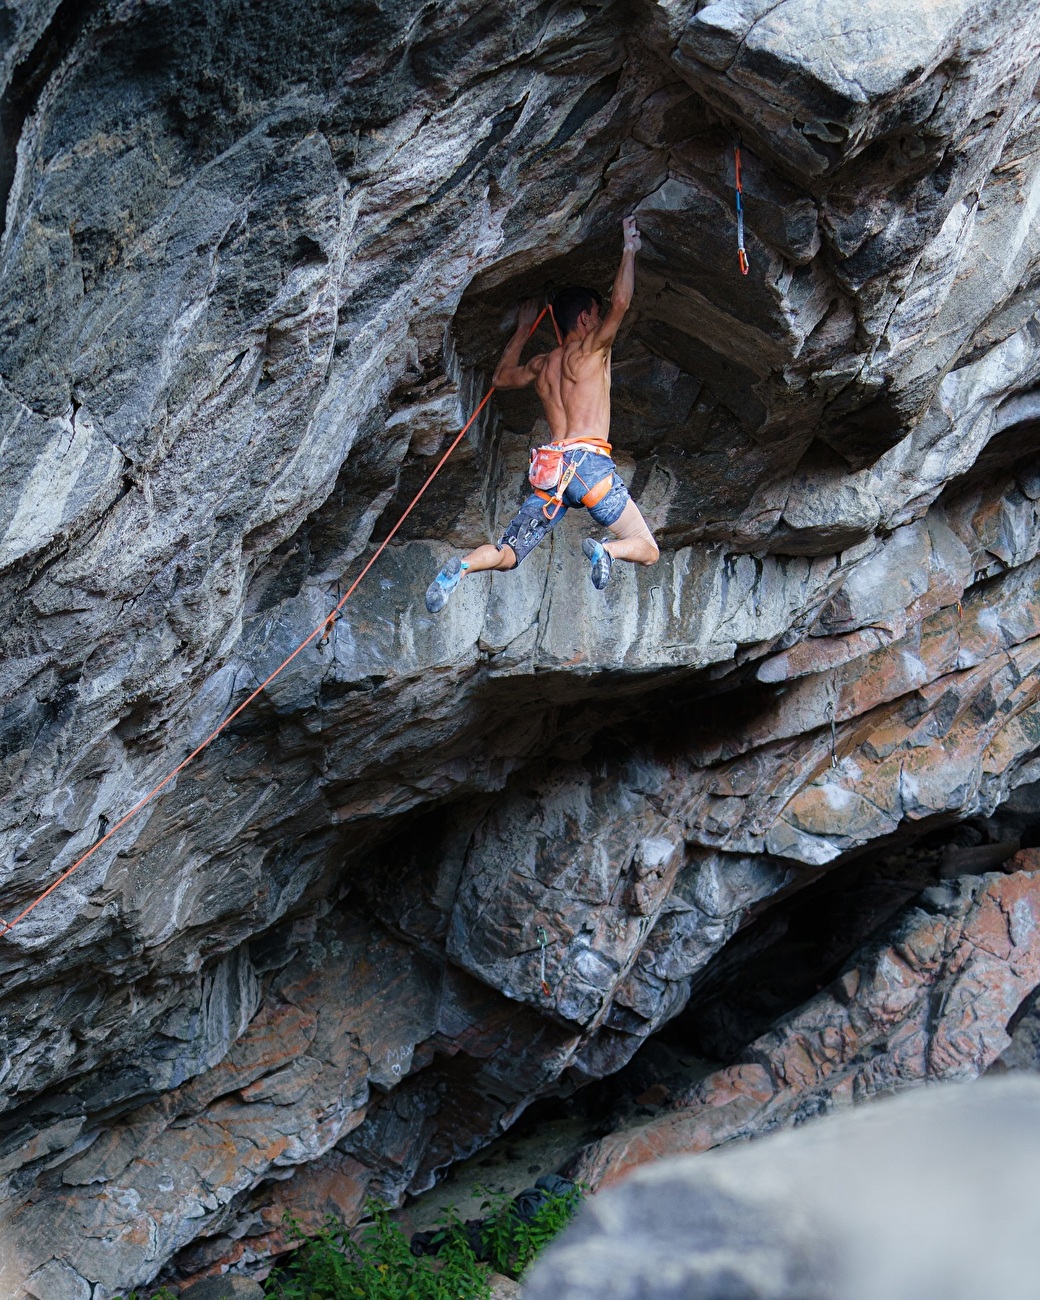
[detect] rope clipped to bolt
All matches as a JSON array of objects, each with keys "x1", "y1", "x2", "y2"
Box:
[{"x1": 0, "y1": 305, "x2": 562, "y2": 942}]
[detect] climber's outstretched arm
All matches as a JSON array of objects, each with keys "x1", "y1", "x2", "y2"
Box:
[
  {"x1": 590, "y1": 216, "x2": 641, "y2": 352},
  {"x1": 492, "y1": 299, "x2": 547, "y2": 389}
]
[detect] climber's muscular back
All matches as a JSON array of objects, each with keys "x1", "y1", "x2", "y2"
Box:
[{"x1": 531, "y1": 339, "x2": 612, "y2": 443}]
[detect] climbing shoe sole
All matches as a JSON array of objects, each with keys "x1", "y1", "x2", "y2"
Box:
[
  {"x1": 425, "y1": 556, "x2": 464, "y2": 612},
  {"x1": 582, "y1": 537, "x2": 613, "y2": 590}
]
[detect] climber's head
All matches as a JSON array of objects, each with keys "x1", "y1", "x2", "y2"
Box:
[{"x1": 552, "y1": 286, "x2": 603, "y2": 338}]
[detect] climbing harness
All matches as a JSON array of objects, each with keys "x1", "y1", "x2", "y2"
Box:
[
  {"x1": 530, "y1": 438, "x2": 615, "y2": 521},
  {"x1": 537, "y1": 925, "x2": 551, "y2": 997},
  {"x1": 0, "y1": 306, "x2": 563, "y2": 942},
  {"x1": 734, "y1": 145, "x2": 749, "y2": 276}
]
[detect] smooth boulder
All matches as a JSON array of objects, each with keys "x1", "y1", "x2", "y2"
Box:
[{"x1": 525, "y1": 1075, "x2": 1040, "y2": 1300}]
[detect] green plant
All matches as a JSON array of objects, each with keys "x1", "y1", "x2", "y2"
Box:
[
  {"x1": 263, "y1": 1203, "x2": 491, "y2": 1299},
  {"x1": 263, "y1": 1181, "x2": 584, "y2": 1298},
  {"x1": 476, "y1": 1182, "x2": 584, "y2": 1278}
]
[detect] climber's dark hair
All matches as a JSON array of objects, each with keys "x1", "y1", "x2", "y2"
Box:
[{"x1": 552, "y1": 286, "x2": 603, "y2": 335}]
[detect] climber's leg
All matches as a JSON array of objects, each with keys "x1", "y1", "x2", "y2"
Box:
[
  {"x1": 424, "y1": 495, "x2": 562, "y2": 614},
  {"x1": 602, "y1": 499, "x2": 659, "y2": 565},
  {"x1": 581, "y1": 476, "x2": 658, "y2": 590},
  {"x1": 461, "y1": 542, "x2": 517, "y2": 572},
  {"x1": 495, "y1": 496, "x2": 565, "y2": 568}
]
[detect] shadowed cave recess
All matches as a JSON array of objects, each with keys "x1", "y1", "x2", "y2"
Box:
[{"x1": 2, "y1": 0, "x2": 1040, "y2": 1293}]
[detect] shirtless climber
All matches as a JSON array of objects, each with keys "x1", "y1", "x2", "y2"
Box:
[{"x1": 425, "y1": 216, "x2": 659, "y2": 613}]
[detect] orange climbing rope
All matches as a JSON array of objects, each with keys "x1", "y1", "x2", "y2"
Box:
[
  {"x1": 548, "y1": 301, "x2": 562, "y2": 344},
  {"x1": 0, "y1": 305, "x2": 562, "y2": 941}
]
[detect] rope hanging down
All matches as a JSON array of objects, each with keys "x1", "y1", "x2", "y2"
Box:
[
  {"x1": 734, "y1": 145, "x2": 749, "y2": 276},
  {"x1": 0, "y1": 305, "x2": 563, "y2": 941}
]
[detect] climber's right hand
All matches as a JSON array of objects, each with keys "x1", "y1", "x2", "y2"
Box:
[{"x1": 516, "y1": 298, "x2": 540, "y2": 332}]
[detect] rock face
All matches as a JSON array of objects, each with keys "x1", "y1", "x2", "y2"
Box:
[
  {"x1": 1, "y1": 0, "x2": 1040, "y2": 1293},
  {"x1": 526, "y1": 1075, "x2": 1040, "y2": 1300},
  {"x1": 571, "y1": 856, "x2": 1040, "y2": 1188}
]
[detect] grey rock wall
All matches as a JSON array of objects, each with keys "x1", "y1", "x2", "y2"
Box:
[{"x1": 1, "y1": 0, "x2": 1040, "y2": 1293}]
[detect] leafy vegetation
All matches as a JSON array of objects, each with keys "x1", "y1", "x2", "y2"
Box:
[
  {"x1": 263, "y1": 1204, "x2": 491, "y2": 1300},
  {"x1": 263, "y1": 1184, "x2": 584, "y2": 1299},
  {"x1": 475, "y1": 1181, "x2": 584, "y2": 1277},
  {"x1": 114, "y1": 1183, "x2": 584, "y2": 1300}
]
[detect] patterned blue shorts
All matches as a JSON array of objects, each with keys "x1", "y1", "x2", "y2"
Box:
[{"x1": 497, "y1": 449, "x2": 630, "y2": 567}]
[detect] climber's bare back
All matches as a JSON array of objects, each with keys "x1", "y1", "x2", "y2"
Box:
[{"x1": 528, "y1": 317, "x2": 612, "y2": 443}]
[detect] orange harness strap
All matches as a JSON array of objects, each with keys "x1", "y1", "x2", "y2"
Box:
[
  {"x1": 580, "y1": 473, "x2": 614, "y2": 509},
  {"x1": 544, "y1": 437, "x2": 612, "y2": 456},
  {"x1": 534, "y1": 471, "x2": 613, "y2": 513}
]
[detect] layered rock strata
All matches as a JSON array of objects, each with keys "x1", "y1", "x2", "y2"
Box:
[
  {"x1": 1, "y1": 0, "x2": 1040, "y2": 1293},
  {"x1": 571, "y1": 855, "x2": 1040, "y2": 1188}
]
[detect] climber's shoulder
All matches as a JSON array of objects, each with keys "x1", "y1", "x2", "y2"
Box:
[{"x1": 495, "y1": 349, "x2": 551, "y2": 390}]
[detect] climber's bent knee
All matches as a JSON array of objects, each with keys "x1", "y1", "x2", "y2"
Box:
[
  {"x1": 495, "y1": 542, "x2": 518, "y2": 570},
  {"x1": 607, "y1": 499, "x2": 659, "y2": 563},
  {"x1": 586, "y1": 471, "x2": 657, "y2": 561}
]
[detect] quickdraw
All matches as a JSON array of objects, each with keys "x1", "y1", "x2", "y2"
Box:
[
  {"x1": 540, "y1": 456, "x2": 581, "y2": 521},
  {"x1": 826, "y1": 699, "x2": 838, "y2": 768},
  {"x1": 317, "y1": 612, "x2": 338, "y2": 652},
  {"x1": 735, "y1": 144, "x2": 749, "y2": 276},
  {"x1": 537, "y1": 925, "x2": 551, "y2": 997}
]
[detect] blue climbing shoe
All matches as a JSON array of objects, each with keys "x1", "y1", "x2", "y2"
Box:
[
  {"x1": 582, "y1": 537, "x2": 613, "y2": 590},
  {"x1": 425, "y1": 556, "x2": 466, "y2": 612}
]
